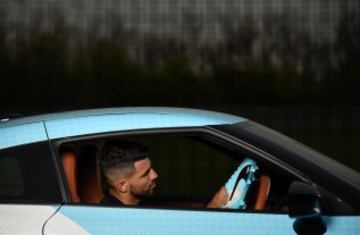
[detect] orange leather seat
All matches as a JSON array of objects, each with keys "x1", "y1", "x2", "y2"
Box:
[
  {"x1": 254, "y1": 175, "x2": 271, "y2": 210},
  {"x1": 77, "y1": 145, "x2": 104, "y2": 204},
  {"x1": 61, "y1": 149, "x2": 80, "y2": 203}
]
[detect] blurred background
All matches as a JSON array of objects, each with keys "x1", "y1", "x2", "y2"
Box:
[{"x1": 0, "y1": 0, "x2": 359, "y2": 171}]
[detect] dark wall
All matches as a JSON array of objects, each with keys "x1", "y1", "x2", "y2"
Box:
[
  {"x1": 1, "y1": 0, "x2": 360, "y2": 110},
  {"x1": 0, "y1": 0, "x2": 359, "y2": 171}
]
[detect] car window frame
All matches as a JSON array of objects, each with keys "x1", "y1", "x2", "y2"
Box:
[{"x1": 52, "y1": 126, "x2": 309, "y2": 207}]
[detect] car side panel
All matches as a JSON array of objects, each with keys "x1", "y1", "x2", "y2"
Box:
[
  {"x1": 49, "y1": 206, "x2": 360, "y2": 234},
  {"x1": 323, "y1": 216, "x2": 360, "y2": 234},
  {"x1": 43, "y1": 207, "x2": 89, "y2": 235},
  {"x1": 52, "y1": 205, "x2": 295, "y2": 235},
  {"x1": 0, "y1": 204, "x2": 59, "y2": 234}
]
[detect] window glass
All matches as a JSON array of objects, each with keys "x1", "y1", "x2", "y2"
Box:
[
  {"x1": 135, "y1": 136, "x2": 239, "y2": 197},
  {"x1": 61, "y1": 132, "x2": 294, "y2": 211},
  {"x1": 0, "y1": 142, "x2": 62, "y2": 203},
  {"x1": 122, "y1": 134, "x2": 295, "y2": 211},
  {"x1": 65, "y1": 134, "x2": 241, "y2": 201},
  {"x1": 225, "y1": 121, "x2": 359, "y2": 184},
  {"x1": 0, "y1": 157, "x2": 24, "y2": 197}
]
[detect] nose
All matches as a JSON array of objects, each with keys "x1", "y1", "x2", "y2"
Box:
[{"x1": 150, "y1": 168, "x2": 158, "y2": 180}]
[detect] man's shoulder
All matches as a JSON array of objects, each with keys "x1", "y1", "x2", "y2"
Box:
[{"x1": 101, "y1": 193, "x2": 125, "y2": 206}]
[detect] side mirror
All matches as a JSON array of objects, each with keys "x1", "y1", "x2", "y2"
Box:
[
  {"x1": 288, "y1": 181, "x2": 321, "y2": 218},
  {"x1": 287, "y1": 181, "x2": 326, "y2": 235}
]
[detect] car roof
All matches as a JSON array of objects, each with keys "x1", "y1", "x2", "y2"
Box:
[
  {"x1": 0, "y1": 107, "x2": 246, "y2": 149},
  {"x1": 0, "y1": 107, "x2": 245, "y2": 127}
]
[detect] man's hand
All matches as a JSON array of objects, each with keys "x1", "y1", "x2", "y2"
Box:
[
  {"x1": 206, "y1": 158, "x2": 258, "y2": 209},
  {"x1": 206, "y1": 186, "x2": 228, "y2": 208}
]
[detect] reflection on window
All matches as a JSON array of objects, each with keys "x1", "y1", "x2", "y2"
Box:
[{"x1": 0, "y1": 157, "x2": 24, "y2": 197}]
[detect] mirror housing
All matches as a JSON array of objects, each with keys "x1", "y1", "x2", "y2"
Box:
[
  {"x1": 288, "y1": 181, "x2": 321, "y2": 218},
  {"x1": 287, "y1": 181, "x2": 326, "y2": 235}
]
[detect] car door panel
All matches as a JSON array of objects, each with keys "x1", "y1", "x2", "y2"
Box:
[
  {"x1": 0, "y1": 204, "x2": 60, "y2": 235},
  {"x1": 48, "y1": 206, "x2": 360, "y2": 234},
  {"x1": 43, "y1": 207, "x2": 89, "y2": 235},
  {"x1": 322, "y1": 216, "x2": 360, "y2": 234},
  {"x1": 49, "y1": 205, "x2": 294, "y2": 235}
]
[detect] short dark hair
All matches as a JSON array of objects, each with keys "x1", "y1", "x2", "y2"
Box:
[{"x1": 100, "y1": 140, "x2": 149, "y2": 178}]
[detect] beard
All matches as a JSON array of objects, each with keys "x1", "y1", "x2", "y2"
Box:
[
  {"x1": 148, "y1": 181, "x2": 157, "y2": 194},
  {"x1": 131, "y1": 181, "x2": 157, "y2": 199}
]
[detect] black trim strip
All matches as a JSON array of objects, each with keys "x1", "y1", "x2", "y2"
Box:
[{"x1": 43, "y1": 121, "x2": 69, "y2": 203}]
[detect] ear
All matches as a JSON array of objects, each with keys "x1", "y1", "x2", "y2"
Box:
[{"x1": 115, "y1": 179, "x2": 128, "y2": 193}]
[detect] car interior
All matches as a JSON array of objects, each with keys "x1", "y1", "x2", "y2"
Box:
[{"x1": 58, "y1": 133, "x2": 296, "y2": 212}]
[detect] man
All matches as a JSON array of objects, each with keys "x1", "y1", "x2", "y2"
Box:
[
  {"x1": 100, "y1": 140, "x2": 158, "y2": 206},
  {"x1": 100, "y1": 140, "x2": 256, "y2": 209}
]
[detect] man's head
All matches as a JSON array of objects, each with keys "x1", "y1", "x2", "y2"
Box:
[{"x1": 100, "y1": 140, "x2": 158, "y2": 205}]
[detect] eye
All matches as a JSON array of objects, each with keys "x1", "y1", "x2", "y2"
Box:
[{"x1": 141, "y1": 169, "x2": 151, "y2": 177}]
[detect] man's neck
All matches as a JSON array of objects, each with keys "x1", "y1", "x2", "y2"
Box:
[{"x1": 109, "y1": 188, "x2": 140, "y2": 206}]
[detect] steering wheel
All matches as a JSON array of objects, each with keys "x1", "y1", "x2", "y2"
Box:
[{"x1": 224, "y1": 158, "x2": 271, "y2": 210}]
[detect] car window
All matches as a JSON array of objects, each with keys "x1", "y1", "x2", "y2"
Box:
[
  {"x1": 0, "y1": 142, "x2": 62, "y2": 203},
  {"x1": 132, "y1": 135, "x2": 297, "y2": 211},
  {"x1": 132, "y1": 135, "x2": 239, "y2": 198},
  {"x1": 58, "y1": 132, "x2": 298, "y2": 212},
  {"x1": 0, "y1": 157, "x2": 24, "y2": 197},
  {"x1": 214, "y1": 122, "x2": 359, "y2": 214},
  {"x1": 220, "y1": 121, "x2": 360, "y2": 190}
]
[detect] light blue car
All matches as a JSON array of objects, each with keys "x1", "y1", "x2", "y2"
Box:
[{"x1": 0, "y1": 107, "x2": 359, "y2": 234}]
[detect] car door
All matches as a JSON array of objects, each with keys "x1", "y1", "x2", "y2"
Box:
[
  {"x1": 0, "y1": 122, "x2": 63, "y2": 234},
  {"x1": 45, "y1": 189, "x2": 360, "y2": 234},
  {"x1": 44, "y1": 124, "x2": 359, "y2": 234},
  {"x1": 45, "y1": 205, "x2": 295, "y2": 235},
  {"x1": 42, "y1": 127, "x2": 297, "y2": 235}
]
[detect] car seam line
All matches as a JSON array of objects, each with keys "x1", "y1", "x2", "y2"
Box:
[{"x1": 42, "y1": 204, "x2": 63, "y2": 235}]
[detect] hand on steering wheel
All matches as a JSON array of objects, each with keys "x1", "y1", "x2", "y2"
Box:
[
  {"x1": 207, "y1": 158, "x2": 270, "y2": 210},
  {"x1": 207, "y1": 158, "x2": 258, "y2": 209},
  {"x1": 224, "y1": 158, "x2": 258, "y2": 209}
]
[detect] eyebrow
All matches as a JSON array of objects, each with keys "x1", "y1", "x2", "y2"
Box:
[{"x1": 140, "y1": 167, "x2": 151, "y2": 177}]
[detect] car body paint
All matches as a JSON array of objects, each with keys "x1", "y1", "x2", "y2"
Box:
[
  {"x1": 45, "y1": 112, "x2": 244, "y2": 139},
  {"x1": 56, "y1": 206, "x2": 360, "y2": 235},
  {"x1": 0, "y1": 108, "x2": 245, "y2": 148},
  {"x1": 44, "y1": 207, "x2": 89, "y2": 235},
  {"x1": 0, "y1": 107, "x2": 245, "y2": 128},
  {"x1": 0, "y1": 205, "x2": 59, "y2": 234},
  {"x1": 1, "y1": 107, "x2": 359, "y2": 234},
  {"x1": 0, "y1": 122, "x2": 47, "y2": 150},
  {"x1": 57, "y1": 206, "x2": 294, "y2": 235}
]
